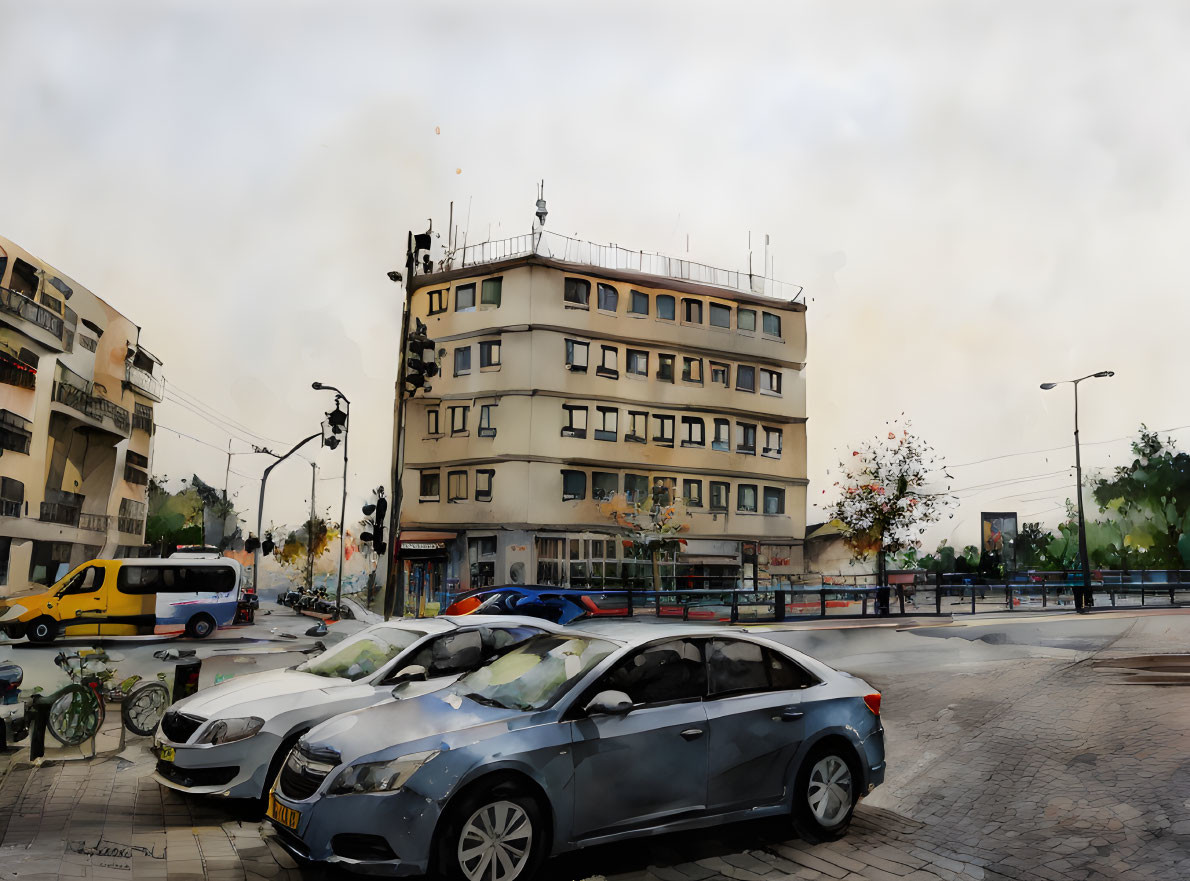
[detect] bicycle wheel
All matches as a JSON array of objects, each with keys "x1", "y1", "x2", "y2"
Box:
[
  {"x1": 47, "y1": 685, "x2": 105, "y2": 746},
  {"x1": 121, "y1": 682, "x2": 171, "y2": 737}
]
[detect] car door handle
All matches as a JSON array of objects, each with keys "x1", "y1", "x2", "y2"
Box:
[
  {"x1": 780, "y1": 708, "x2": 804, "y2": 721},
  {"x1": 680, "y1": 728, "x2": 705, "y2": 741}
]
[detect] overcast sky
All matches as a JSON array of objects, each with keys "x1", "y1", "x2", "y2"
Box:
[{"x1": 3, "y1": 1, "x2": 1188, "y2": 553}]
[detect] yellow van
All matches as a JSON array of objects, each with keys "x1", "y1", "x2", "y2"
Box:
[{"x1": 0, "y1": 557, "x2": 243, "y2": 644}]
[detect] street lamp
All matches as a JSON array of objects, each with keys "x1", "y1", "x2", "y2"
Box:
[
  {"x1": 313, "y1": 382, "x2": 350, "y2": 617},
  {"x1": 1040, "y1": 370, "x2": 1115, "y2": 612}
]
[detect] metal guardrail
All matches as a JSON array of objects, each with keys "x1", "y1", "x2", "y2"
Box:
[
  {"x1": 52, "y1": 381, "x2": 130, "y2": 433},
  {"x1": 439, "y1": 230, "x2": 805, "y2": 303},
  {"x1": 0, "y1": 287, "x2": 64, "y2": 338}
]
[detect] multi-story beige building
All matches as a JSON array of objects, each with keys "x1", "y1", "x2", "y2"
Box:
[
  {"x1": 0, "y1": 235, "x2": 162, "y2": 597},
  {"x1": 394, "y1": 229, "x2": 806, "y2": 615}
]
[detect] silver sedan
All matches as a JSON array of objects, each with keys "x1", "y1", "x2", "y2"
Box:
[{"x1": 265, "y1": 626, "x2": 885, "y2": 880}]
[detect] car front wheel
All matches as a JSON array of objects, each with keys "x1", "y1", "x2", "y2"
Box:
[
  {"x1": 791, "y1": 744, "x2": 860, "y2": 843},
  {"x1": 438, "y1": 784, "x2": 545, "y2": 881}
]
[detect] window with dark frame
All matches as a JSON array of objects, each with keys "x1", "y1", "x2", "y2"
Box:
[
  {"x1": 763, "y1": 311, "x2": 782, "y2": 337},
  {"x1": 448, "y1": 471, "x2": 468, "y2": 501},
  {"x1": 710, "y1": 362, "x2": 729, "y2": 386},
  {"x1": 736, "y1": 364, "x2": 756, "y2": 392},
  {"x1": 629, "y1": 290, "x2": 649, "y2": 315},
  {"x1": 564, "y1": 278, "x2": 591, "y2": 307},
  {"x1": 760, "y1": 368, "x2": 781, "y2": 394},
  {"x1": 562, "y1": 405, "x2": 588, "y2": 438},
  {"x1": 763, "y1": 426, "x2": 782, "y2": 457},
  {"x1": 479, "y1": 404, "x2": 496, "y2": 437},
  {"x1": 657, "y1": 295, "x2": 675, "y2": 320},
  {"x1": 709, "y1": 303, "x2": 731, "y2": 328},
  {"x1": 681, "y1": 416, "x2": 705, "y2": 447},
  {"x1": 683, "y1": 479, "x2": 703, "y2": 507},
  {"x1": 592, "y1": 471, "x2": 618, "y2": 501},
  {"x1": 624, "y1": 473, "x2": 649, "y2": 502},
  {"x1": 1, "y1": 477, "x2": 24, "y2": 518},
  {"x1": 710, "y1": 481, "x2": 729, "y2": 511},
  {"x1": 565, "y1": 339, "x2": 589, "y2": 371},
  {"x1": 626, "y1": 410, "x2": 648, "y2": 443},
  {"x1": 737, "y1": 484, "x2": 758, "y2": 512},
  {"x1": 455, "y1": 283, "x2": 476, "y2": 312},
  {"x1": 683, "y1": 299, "x2": 702, "y2": 323},
  {"x1": 428, "y1": 289, "x2": 447, "y2": 314},
  {"x1": 652, "y1": 414, "x2": 675, "y2": 446},
  {"x1": 737, "y1": 422, "x2": 756, "y2": 454},
  {"x1": 595, "y1": 407, "x2": 618, "y2": 442},
  {"x1": 427, "y1": 408, "x2": 440, "y2": 436},
  {"x1": 420, "y1": 471, "x2": 441, "y2": 500},
  {"x1": 476, "y1": 470, "x2": 494, "y2": 502},
  {"x1": 454, "y1": 346, "x2": 472, "y2": 376},
  {"x1": 657, "y1": 354, "x2": 675, "y2": 382},
  {"x1": 764, "y1": 486, "x2": 785, "y2": 514},
  {"x1": 712, "y1": 418, "x2": 730, "y2": 451},
  {"x1": 479, "y1": 340, "x2": 501, "y2": 368},
  {"x1": 682, "y1": 357, "x2": 703, "y2": 383},
  {"x1": 597, "y1": 283, "x2": 618, "y2": 312},
  {"x1": 626, "y1": 349, "x2": 648, "y2": 376},
  {"x1": 737, "y1": 308, "x2": 756, "y2": 332},
  {"x1": 562, "y1": 470, "x2": 586, "y2": 500},
  {"x1": 597, "y1": 345, "x2": 618, "y2": 379},
  {"x1": 450, "y1": 405, "x2": 470, "y2": 434},
  {"x1": 0, "y1": 411, "x2": 32, "y2": 455},
  {"x1": 480, "y1": 278, "x2": 502, "y2": 307}
]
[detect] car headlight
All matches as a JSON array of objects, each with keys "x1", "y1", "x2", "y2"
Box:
[
  {"x1": 0, "y1": 605, "x2": 27, "y2": 622},
  {"x1": 328, "y1": 750, "x2": 439, "y2": 795},
  {"x1": 195, "y1": 717, "x2": 264, "y2": 744}
]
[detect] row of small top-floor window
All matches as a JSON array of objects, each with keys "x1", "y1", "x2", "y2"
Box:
[
  {"x1": 423, "y1": 275, "x2": 784, "y2": 340},
  {"x1": 563, "y1": 340, "x2": 783, "y2": 394},
  {"x1": 559, "y1": 405, "x2": 783, "y2": 458},
  {"x1": 425, "y1": 402, "x2": 497, "y2": 438},
  {"x1": 415, "y1": 466, "x2": 787, "y2": 515},
  {"x1": 563, "y1": 279, "x2": 784, "y2": 339},
  {"x1": 561, "y1": 470, "x2": 787, "y2": 515}
]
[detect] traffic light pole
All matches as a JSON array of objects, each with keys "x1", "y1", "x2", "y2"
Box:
[
  {"x1": 253, "y1": 432, "x2": 321, "y2": 596},
  {"x1": 384, "y1": 232, "x2": 417, "y2": 620}
]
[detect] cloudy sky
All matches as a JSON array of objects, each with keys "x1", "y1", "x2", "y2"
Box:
[{"x1": 3, "y1": 1, "x2": 1188, "y2": 552}]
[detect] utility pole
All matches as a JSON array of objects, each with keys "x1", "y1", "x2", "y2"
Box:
[
  {"x1": 306, "y1": 461, "x2": 317, "y2": 592},
  {"x1": 253, "y1": 433, "x2": 321, "y2": 596}
]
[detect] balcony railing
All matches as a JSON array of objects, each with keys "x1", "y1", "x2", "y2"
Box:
[
  {"x1": 125, "y1": 363, "x2": 164, "y2": 402},
  {"x1": 40, "y1": 501, "x2": 81, "y2": 526},
  {"x1": 118, "y1": 516, "x2": 145, "y2": 535},
  {"x1": 0, "y1": 355, "x2": 36, "y2": 390},
  {"x1": 79, "y1": 513, "x2": 111, "y2": 532},
  {"x1": 435, "y1": 230, "x2": 805, "y2": 303},
  {"x1": 53, "y1": 381, "x2": 131, "y2": 434},
  {"x1": 0, "y1": 499, "x2": 20, "y2": 517},
  {"x1": 0, "y1": 287, "x2": 65, "y2": 338}
]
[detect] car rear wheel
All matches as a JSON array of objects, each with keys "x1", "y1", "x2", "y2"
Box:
[
  {"x1": 437, "y1": 783, "x2": 546, "y2": 881},
  {"x1": 185, "y1": 613, "x2": 215, "y2": 639},
  {"x1": 27, "y1": 616, "x2": 57, "y2": 644},
  {"x1": 791, "y1": 744, "x2": 860, "y2": 843}
]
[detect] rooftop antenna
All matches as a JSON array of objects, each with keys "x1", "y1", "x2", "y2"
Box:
[{"x1": 533, "y1": 180, "x2": 548, "y2": 250}]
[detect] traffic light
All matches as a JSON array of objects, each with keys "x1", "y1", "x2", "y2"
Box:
[
  {"x1": 261, "y1": 532, "x2": 275, "y2": 556},
  {"x1": 360, "y1": 488, "x2": 388, "y2": 555},
  {"x1": 404, "y1": 318, "x2": 437, "y2": 396},
  {"x1": 245, "y1": 535, "x2": 260, "y2": 554}
]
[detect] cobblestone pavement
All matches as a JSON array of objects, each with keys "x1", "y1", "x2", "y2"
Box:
[{"x1": 1, "y1": 616, "x2": 1187, "y2": 881}]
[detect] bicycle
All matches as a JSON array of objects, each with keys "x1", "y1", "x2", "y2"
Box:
[{"x1": 54, "y1": 649, "x2": 173, "y2": 739}]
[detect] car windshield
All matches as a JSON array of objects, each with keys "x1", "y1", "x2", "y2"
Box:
[
  {"x1": 456, "y1": 633, "x2": 616, "y2": 711},
  {"x1": 296, "y1": 627, "x2": 425, "y2": 681}
]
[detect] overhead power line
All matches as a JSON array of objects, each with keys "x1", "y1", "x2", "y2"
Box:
[{"x1": 165, "y1": 381, "x2": 295, "y2": 447}]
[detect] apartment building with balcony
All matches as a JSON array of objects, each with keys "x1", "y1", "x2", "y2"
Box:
[
  {"x1": 0, "y1": 235, "x2": 162, "y2": 596},
  {"x1": 394, "y1": 227, "x2": 807, "y2": 615}
]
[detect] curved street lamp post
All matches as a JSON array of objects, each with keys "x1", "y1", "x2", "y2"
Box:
[
  {"x1": 1040, "y1": 370, "x2": 1115, "y2": 612},
  {"x1": 252, "y1": 433, "x2": 321, "y2": 596}
]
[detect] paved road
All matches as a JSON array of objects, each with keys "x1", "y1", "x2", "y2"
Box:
[{"x1": 1, "y1": 611, "x2": 1188, "y2": 881}]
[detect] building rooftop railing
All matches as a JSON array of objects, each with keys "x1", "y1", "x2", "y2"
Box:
[
  {"x1": 125, "y1": 363, "x2": 164, "y2": 402},
  {"x1": 426, "y1": 230, "x2": 805, "y2": 304},
  {"x1": 0, "y1": 286, "x2": 64, "y2": 340}
]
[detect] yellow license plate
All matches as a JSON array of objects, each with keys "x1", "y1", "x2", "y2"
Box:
[
  {"x1": 267, "y1": 793, "x2": 301, "y2": 831},
  {"x1": 158, "y1": 745, "x2": 175, "y2": 762}
]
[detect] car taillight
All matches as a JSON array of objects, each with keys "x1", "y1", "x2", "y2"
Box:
[{"x1": 863, "y1": 693, "x2": 881, "y2": 716}]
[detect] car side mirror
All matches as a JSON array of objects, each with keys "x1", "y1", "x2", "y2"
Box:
[
  {"x1": 584, "y1": 690, "x2": 633, "y2": 716},
  {"x1": 390, "y1": 664, "x2": 428, "y2": 686}
]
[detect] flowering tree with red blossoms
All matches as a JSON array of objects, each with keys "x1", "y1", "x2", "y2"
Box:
[{"x1": 826, "y1": 419, "x2": 955, "y2": 587}]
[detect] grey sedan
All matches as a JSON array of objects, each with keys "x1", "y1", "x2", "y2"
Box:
[{"x1": 265, "y1": 627, "x2": 885, "y2": 880}]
